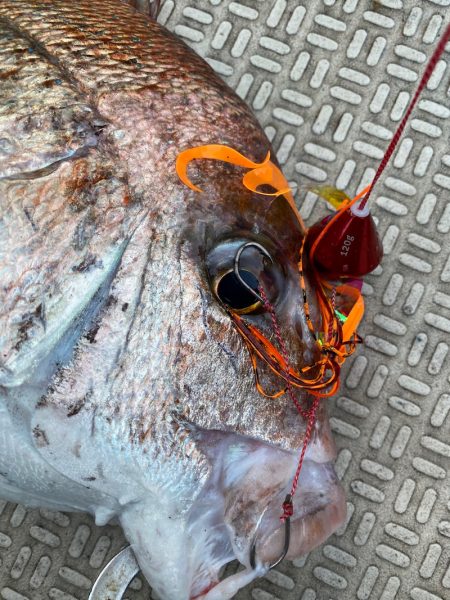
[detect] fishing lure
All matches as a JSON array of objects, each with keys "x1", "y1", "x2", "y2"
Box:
[
  {"x1": 176, "y1": 146, "x2": 365, "y2": 396},
  {"x1": 176, "y1": 20, "x2": 450, "y2": 571},
  {"x1": 175, "y1": 144, "x2": 366, "y2": 565}
]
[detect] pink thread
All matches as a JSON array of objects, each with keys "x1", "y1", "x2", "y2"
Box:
[{"x1": 360, "y1": 23, "x2": 450, "y2": 210}]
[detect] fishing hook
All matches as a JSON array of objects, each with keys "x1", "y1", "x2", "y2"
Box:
[
  {"x1": 249, "y1": 494, "x2": 292, "y2": 571},
  {"x1": 234, "y1": 241, "x2": 273, "y2": 305}
]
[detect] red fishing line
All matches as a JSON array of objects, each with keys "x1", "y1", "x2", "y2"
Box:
[
  {"x1": 259, "y1": 286, "x2": 321, "y2": 521},
  {"x1": 252, "y1": 21, "x2": 450, "y2": 523},
  {"x1": 359, "y1": 22, "x2": 450, "y2": 210},
  {"x1": 308, "y1": 23, "x2": 450, "y2": 281}
]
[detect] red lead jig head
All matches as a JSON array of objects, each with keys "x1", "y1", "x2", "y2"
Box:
[
  {"x1": 306, "y1": 199, "x2": 383, "y2": 280},
  {"x1": 307, "y1": 21, "x2": 450, "y2": 283}
]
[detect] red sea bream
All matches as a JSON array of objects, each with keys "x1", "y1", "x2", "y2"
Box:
[{"x1": 0, "y1": 2, "x2": 346, "y2": 598}]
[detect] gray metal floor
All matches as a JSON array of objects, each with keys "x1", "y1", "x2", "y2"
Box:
[{"x1": 1, "y1": 1, "x2": 450, "y2": 599}]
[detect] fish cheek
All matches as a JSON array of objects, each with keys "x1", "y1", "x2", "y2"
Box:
[
  {"x1": 173, "y1": 247, "x2": 278, "y2": 446},
  {"x1": 175, "y1": 236, "x2": 261, "y2": 431},
  {"x1": 176, "y1": 269, "x2": 252, "y2": 428}
]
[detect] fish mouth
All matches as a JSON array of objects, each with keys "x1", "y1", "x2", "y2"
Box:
[
  {"x1": 190, "y1": 476, "x2": 345, "y2": 600},
  {"x1": 187, "y1": 431, "x2": 345, "y2": 599},
  {"x1": 223, "y1": 459, "x2": 345, "y2": 570},
  {"x1": 117, "y1": 427, "x2": 343, "y2": 600},
  {"x1": 252, "y1": 475, "x2": 346, "y2": 564}
]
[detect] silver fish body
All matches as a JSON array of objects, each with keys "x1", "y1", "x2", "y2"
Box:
[{"x1": 0, "y1": 2, "x2": 345, "y2": 598}]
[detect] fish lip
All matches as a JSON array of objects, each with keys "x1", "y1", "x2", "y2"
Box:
[
  {"x1": 186, "y1": 428, "x2": 343, "y2": 597},
  {"x1": 219, "y1": 453, "x2": 344, "y2": 570},
  {"x1": 250, "y1": 476, "x2": 346, "y2": 565},
  {"x1": 188, "y1": 477, "x2": 345, "y2": 599},
  {"x1": 190, "y1": 582, "x2": 218, "y2": 599}
]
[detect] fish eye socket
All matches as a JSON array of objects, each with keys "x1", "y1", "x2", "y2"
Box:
[{"x1": 214, "y1": 269, "x2": 262, "y2": 314}]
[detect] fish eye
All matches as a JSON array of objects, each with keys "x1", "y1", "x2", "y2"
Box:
[
  {"x1": 214, "y1": 269, "x2": 262, "y2": 314},
  {"x1": 207, "y1": 238, "x2": 284, "y2": 315}
]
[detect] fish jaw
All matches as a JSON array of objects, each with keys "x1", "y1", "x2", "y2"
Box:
[
  {"x1": 217, "y1": 434, "x2": 345, "y2": 568},
  {"x1": 191, "y1": 472, "x2": 345, "y2": 600},
  {"x1": 117, "y1": 429, "x2": 344, "y2": 600},
  {"x1": 250, "y1": 465, "x2": 346, "y2": 564}
]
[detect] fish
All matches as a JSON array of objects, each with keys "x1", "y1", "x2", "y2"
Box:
[{"x1": 0, "y1": 1, "x2": 347, "y2": 598}]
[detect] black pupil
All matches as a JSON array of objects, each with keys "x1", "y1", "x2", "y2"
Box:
[{"x1": 217, "y1": 270, "x2": 260, "y2": 310}]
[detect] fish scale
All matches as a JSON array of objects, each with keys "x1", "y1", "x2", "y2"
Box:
[
  {"x1": 0, "y1": 0, "x2": 232, "y2": 96},
  {"x1": 0, "y1": 21, "x2": 97, "y2": 177}
]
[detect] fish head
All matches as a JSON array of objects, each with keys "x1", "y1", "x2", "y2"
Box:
[
  {"x1": 113, "y1": 150, "x2": 346, "y2": 598},
  {"x1": 20, "y1": 139, "x2": 345, "y2": 600},
  {"x1": 0, "y1": 4, "x2": 347, "y2": 597}
]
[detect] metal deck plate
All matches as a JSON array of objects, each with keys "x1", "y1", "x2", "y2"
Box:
[{"x1": 1, "y1": 1, "x2": 450, "y2": 599}]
